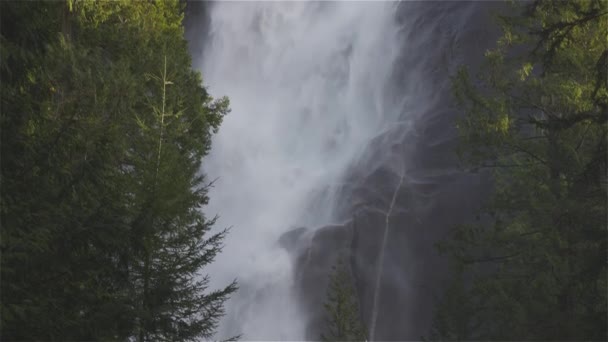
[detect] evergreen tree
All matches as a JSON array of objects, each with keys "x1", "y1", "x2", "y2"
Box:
[
  {"x1": 129, "y1": 53, "x2": 236, "y2": 341},
  {"x1": 1, "y1": 1, "x2": 236, "y2": 340},
  {"x1": 321, "y1": 258, "x2": 367, "y2": 342},
  {"x1": 431, "y1": 1, "x2": 607, "y2": 340}
]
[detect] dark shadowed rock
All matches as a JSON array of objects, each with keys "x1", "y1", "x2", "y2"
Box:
[
  {"x1": 278, "y1": 226, "x2": 309, "y2": 253},
  {"x1": 290, "y1": 223, "x2": 355, "y2": 340}
]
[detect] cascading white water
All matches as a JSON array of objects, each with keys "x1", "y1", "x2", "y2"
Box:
[{"x1": 197, "y1": 2, "x2": 402, "y2": 340}]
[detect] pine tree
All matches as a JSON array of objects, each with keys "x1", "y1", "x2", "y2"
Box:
[
  {"x1": 1, "y1": 1, "x2": 236, "y2": 340},
  {"x1": 321, "y1": 258, "x2": 367, "y2": 342},
  {"x1": 431, "y1": 1, "x2": 607, "y2": 340},
  {"x1": 129, "y1": 53, "x2": 236, "y2": 341}
]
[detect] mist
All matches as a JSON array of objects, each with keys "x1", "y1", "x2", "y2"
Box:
[{"x1": 195, "y1": 2, "x2": 403, "y2": 340}]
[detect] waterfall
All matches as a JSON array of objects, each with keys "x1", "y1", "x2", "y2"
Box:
[
  {"x1": 369, "y1": 166, "x2": 404, "y2": 341},
  {"x1": 194, "y1": 2, "x2": 403, "y2": 340}
]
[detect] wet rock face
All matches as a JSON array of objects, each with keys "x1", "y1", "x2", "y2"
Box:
[
  {"x1": 280, "y1": 223, "x2": 354, "y2": 340},
  {"x1": 282, "y1": 2, "x2": 502, "y2": 340}
]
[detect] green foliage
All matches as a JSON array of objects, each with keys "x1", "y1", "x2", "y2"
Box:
[
  {"x1": 321, "y1": 258, "x2": 367, "y2": 342},
  {"x1": 1, "y1": 1, "x2": 235, "y2": 340},
  {"x1": 432, "y1": 1, "x2": 607, "y2": 340}
]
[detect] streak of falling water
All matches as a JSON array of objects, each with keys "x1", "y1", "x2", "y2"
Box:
[{"x1": 197, "y1": 2, "x2": 401, "y2": 340}]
